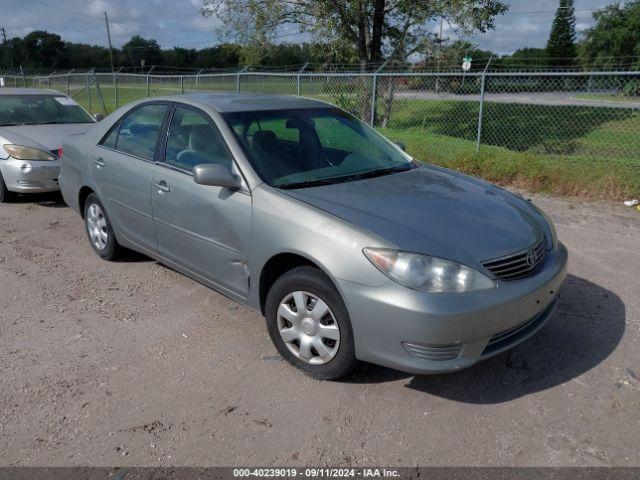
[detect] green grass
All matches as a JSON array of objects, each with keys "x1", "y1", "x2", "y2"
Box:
[
  {"x1": 67, "y1": 83, "x2": 640, "y2": 199},
  {"x1": 573, "y1": 93, "x2": 640, "y2": 104},
  {"x1": 376, "y1": 98, "x2": 640, "y2": 199}
]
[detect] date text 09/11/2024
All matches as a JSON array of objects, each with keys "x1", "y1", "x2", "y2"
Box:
[{"x1": 232, "y1": 468, "x2": 401, "y2": 478}]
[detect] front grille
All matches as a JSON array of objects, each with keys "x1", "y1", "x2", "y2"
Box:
[
  {"x1": 482, "y1": 238, "x2": 546, "y2": 281},
  {"x1": 402, "y1": 342, "x2": 462, "y2": 361},
  {"x1": 481, "y1": 300, "x2": 556, "y2": 357}
]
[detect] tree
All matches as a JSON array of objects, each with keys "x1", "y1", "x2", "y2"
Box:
[
  {"x1": 163, "y1": 47, "x2": 198, "y2": 68},
  {"x1": 200, "y1": 0, "x2": 508, "y2": 66},
  {"x1": 122, "y1": 36, "x2": 162, "y2": 68},
  {"x1": 546, "y1": 0, "x2": 576, "y2": 67},
  {"x1": 194, "y1": 44, "x2": 243, "y2": 68},
  {"x1": 578, "y1": 1, "x2": 640, "y2": 70},
  {"x1": 23, "y1": 31, "x2": 67, "y2": 69},
  {"x1": 502, "y1": 47, "x2": 549, "y2": 69}
]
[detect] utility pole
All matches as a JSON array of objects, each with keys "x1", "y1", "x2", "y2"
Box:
[
  {"x1": 104, "y1": 12, "x2": 115, "y2": 73},
  {"x1": 1, "y1": 27, "x2": 13, "y2": 69}
]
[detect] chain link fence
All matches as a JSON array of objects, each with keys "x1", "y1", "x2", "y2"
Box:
[{"x1": 2, "y1": 69, "x2": 639, "y2": 170}]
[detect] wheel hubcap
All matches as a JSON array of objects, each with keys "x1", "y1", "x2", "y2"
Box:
[
  {"x1": 277, "y1": 291, "x2": 340, "y2": 365},
  {"x1": 86, "y1": 203, "x2": 108, "y2": 251}
]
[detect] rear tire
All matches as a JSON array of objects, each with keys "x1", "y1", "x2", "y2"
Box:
[
  {"x1": 84, "y1": 193, "x2": 122, "y2": 260},
  {"x1": 265, "y1": 266, "x2": 358, "y2": 380},
  {"x1": 0, "y1": 172, "x2": 13, "y2": 203}
]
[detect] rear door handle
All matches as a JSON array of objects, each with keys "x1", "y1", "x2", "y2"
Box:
[
  {"x1": 95, "y1": 157, "x2": 105, "y2": 168},
  {"x1": 154, "y1": 181, "x2": 170, "y2": 194}
]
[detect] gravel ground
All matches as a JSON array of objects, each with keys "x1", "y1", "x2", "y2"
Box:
[{"x1": 0, "y1": 191, "x2": 639, "y2": 467}]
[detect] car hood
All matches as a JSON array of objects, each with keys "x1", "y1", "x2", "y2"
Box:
[
  {"x1": 0, "y1": 123, "x2": 94, "y2": 152},
  {"x1": 281, "y1": 165, "x2": 545, "y2": 267}
]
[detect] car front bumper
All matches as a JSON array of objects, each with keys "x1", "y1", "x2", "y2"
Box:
[
  {"x1": 0, "y1": 158, "x2": 60, "y2": 193},
  {"x1": 338, "y1": 242, "x2": 568, "y2": 374}
]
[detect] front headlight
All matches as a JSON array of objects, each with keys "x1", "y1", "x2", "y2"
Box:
[
  {"x1": 4, "y1": 144, "x2": 56, "y2": 161},
  {"x1": 364, "y1": 248, "x2": 496, "y2": 293}
]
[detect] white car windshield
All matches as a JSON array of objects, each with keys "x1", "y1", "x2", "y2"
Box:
[
  {"x1": 223, "y1": 107, "x2": 415, "y2": 188},
  {"x1": 0, "y1": 94, "x2": 94, "y2": 126}
]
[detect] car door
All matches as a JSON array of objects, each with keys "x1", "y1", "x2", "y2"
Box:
[
  {"x1": 93, "y1": 102, "x2": 169, "y2": 253},
  {"x1": 151, "y1": 104, "x2": 252, "y2": 299}
]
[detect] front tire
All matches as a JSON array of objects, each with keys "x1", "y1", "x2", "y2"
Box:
[
  {"x1": 84, "y1": 193, "x2": 122, "y2": 260},
  {"x1": 0, "y1": 172, "x2": 13, "y2": 203},
  {"x1": 265, "y1": 266, "x2": 358, "y2": 380}
]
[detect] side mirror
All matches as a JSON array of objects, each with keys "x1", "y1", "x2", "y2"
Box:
[
  {"x1": 93, "y1": 113, "x2": 105, "y2": 121},
  {"x1": 193, "y1": 164, "x2": 241, "y2": 190},
  {"x1": 394, "y1": 141, "x2": 406, "y2": 152}
]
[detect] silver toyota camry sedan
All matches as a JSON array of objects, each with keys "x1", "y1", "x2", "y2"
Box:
[
  {"x1": 0, "y1": 88, "x2": 95, "y2": 202},
  {"x1": 59, "y1": 93, "x2": 568, "y2": 380}
]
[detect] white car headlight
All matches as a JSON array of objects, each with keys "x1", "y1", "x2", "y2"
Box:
[
  {"x1": 364, "y1": 248, "x2": 496, "y2": 293},
  {"x1": 4, "y1": 144, "x2": 56, "y2": 161}
]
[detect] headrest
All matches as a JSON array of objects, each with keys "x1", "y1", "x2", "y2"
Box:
[
  {"x1": 189, "y1": 125, "x2": 211, "y2": 151},
  {"x1": 253, "y1": 130, "x2": 277, "y2": 151}
]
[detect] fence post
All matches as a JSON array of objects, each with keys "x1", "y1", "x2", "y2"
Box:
[
  {"x1": 296, "y1": 62, "x2": 308, "y2": 96},
  {"x1": 87, "y1": 74, "x2": 92, "y2": 111},
  {"x1": 195, "y1": 68, "x2": 203, "y2": 87},
  {"x1": 180, "y1": 75, "x2": 184, "y2": 94},
  {"x1": 476, "y1": 73, "x2": 487, "y2": 153},
  {"x1": 19, "y1": 65, "x2": 27, "y2": 87},
  {"x1": 370, "y1": 61, "x2": 388, "y2": 127},
  {"x1": 236, "y1": 64, "x2": 251, "y2": 92},
  {"x1": 47, "y1": 76, "x2": 51, "y2": 89},
  {"x1": 475, "y1": 57, "x2": 493, "y2": 154},
  {"x1": 145, "y1": 65, "x2": 156, "y2": 98},
  {"x1": 66, "y1": 74, "x2": 70, "y2": 96},
  {"x1": 92, "y1": 71, "x2": 107, "y2": 114},
  {"x1": 114, "y1": 75, "x2": 119, "y2": 109}
]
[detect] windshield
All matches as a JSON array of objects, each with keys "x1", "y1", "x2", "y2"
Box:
[
  {"x1": 0, "y1": 94, "x2": 94, "y2": 126},
  {"x1": 222, "y1": 108, "x2": 414, "y2": 188}
]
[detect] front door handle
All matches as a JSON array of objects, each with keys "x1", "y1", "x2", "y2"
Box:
[
  {"x1": 154, "y1": 181, "x2": 170, "y2": 194},
  {"x1": 95, "y1": 157, "x2": 105, "y2": 168}
]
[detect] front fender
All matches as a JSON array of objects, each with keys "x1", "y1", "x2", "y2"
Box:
[{"x1": 247, "y1": 185, "x2": 391, "y2": 310}]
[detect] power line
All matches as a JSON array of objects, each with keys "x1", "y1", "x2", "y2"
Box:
[
  {"x1": 506, "y1": 7, "x2": 598, "y2": 15},
  {"x1": 28, "y1": 0, "x2": 103, "y2": 21}
]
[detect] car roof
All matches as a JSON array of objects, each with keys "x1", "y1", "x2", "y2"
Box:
[
  {"x1": 165, "y1": 92, "x2": 333, "y2": 113},
  {"x1": 0, "y1": 88, "x2": 65, "y2": 96}
]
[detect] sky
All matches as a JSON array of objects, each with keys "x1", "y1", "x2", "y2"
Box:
[{"x1": 1, "y1": 0, "x2": 611, "y2": 57}]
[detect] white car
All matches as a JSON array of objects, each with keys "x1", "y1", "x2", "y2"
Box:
[{"x1": 0, "y1": 88, "x2": 96, "y2": 202}]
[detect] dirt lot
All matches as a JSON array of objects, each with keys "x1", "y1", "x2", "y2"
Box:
[{"x1": 0, "y1": 191, "x2": 639, "y2": 467}]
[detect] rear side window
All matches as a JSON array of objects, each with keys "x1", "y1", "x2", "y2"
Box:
[{"x1": 103, "y1": 104, "x2": 168, "y2": 160}]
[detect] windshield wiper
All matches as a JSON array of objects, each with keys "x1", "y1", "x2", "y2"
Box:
[
  {"x1": 277, "y1": 177, "x2": 345, "y2": 190},
  {"x1": 277, "y1": 163, "x2": 414, "y2": 190},
  {"x1": 347, "y1": 164, "x2": 414, "y2": 181}
]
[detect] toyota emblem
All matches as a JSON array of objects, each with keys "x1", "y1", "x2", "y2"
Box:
[{"x1": 525, "y1": 249, "x2": 537, "y2": 267}]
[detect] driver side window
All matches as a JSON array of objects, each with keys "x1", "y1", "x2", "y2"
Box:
[{"x1": 164, "y1": 107, "x2": 233, "y2": 172}]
